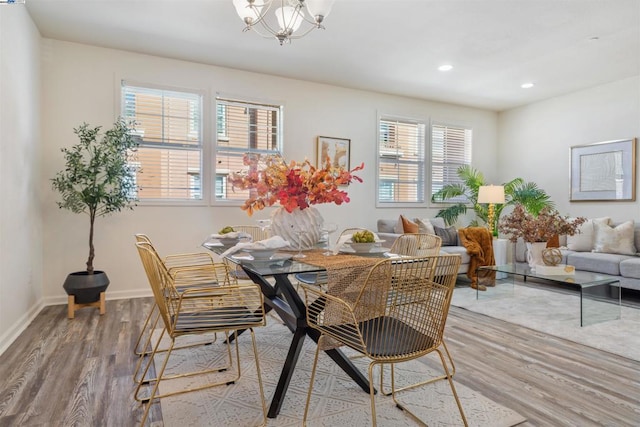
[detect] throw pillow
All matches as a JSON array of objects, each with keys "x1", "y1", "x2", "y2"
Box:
[
  {"x1": 592, "y1": 220, "x2": 636, "y2": 255},
  {"x1": 566, "y1": 217, "x2": 611, "y2": 251},
  {"x1": 434, "y1": 225, "x2": 458, "y2": 246},
  {"x1": 401, "y1": 215, "x2": 419, "y2": 233},
  {"x1": 414, "y1": 218, "x2": 435, "y2": 235},
  {"x1": 546, "y1": 234, "x2": 560, "y2": 248},
  {"x1": 393, "y1": 216, "x2": 405, "y2": 234}
]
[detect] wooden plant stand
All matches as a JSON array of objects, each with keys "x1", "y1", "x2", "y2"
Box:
[{"x1": 68, "y1": 291, "x2": 106, "y2": 319}]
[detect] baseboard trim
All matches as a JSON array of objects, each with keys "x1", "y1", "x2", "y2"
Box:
[
  {"x1": 0, "y1": 299, "x2": 45, "y2": 357},
  {"x1": 43, "y1": 288, "x2": 153, "y2": 306}
]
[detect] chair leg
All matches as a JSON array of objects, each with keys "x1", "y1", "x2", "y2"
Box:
[
  {"x1": 249, "y1": 328, "x2": 268, "y2": 426},
  {"x1": 388, "y1": 349, "x2": 468, "y2": 427},
  {"x1": 139, "y1": 338, "x2": 175, "y2": 426},
  {"x1": 379, "y1": 339, "x2": 456, "y2": 396},
  {"x1": 134, "y1": 304, "x2": 157, "y2": 356},
  {"x1": 303, "y1": 335, "x2": 324, "y2": 427}
]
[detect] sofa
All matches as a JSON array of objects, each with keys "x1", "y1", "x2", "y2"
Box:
[
  {"x1": 376, "y1": 216, "x2": 470, "y2": 274},
  {"x1": 514, "y1": 218, "x2": 640, "y2": 292}
]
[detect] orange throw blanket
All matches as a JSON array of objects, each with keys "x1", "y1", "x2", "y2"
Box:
[{"x1": 458, "y1": 227, "x2": 496, "y2": 290}]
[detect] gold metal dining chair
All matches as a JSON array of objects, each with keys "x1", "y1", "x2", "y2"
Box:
[
  {"x1": 135, "y1": 241, "x2": 267, "y2": 427},
  {"x1": 301, "y1": 254, "x2": 467, "y2": 426},
  {"x1": 133, "y1": 234, "x2": 232, "y2": 358},
  {"x1": 390, "y1": 233, "x2": 442, "y2": 257}
]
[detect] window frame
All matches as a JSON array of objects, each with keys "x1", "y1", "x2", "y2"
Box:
[
  {"x1": 429, "y1": 119, "x2": 473, "y2": 206},
  {"x1": 119, "y1": 80, "x2": 209, "y2": 206},
  {"x1": 376, "y1": 113, "x2": 428, "y2": 208},
  {"x1": 211, "y1": 95, "x2": 284, "y2": 206}
]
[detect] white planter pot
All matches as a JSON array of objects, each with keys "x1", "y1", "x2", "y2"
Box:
[
  {"x1": 526, "y1": 241, "x2": 547, "y2": 270},
  {"x1": 270, "y1": 206, "x2": 324, "y2": 250}
]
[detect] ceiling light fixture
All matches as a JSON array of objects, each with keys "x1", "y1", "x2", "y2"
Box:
[
  {"x1": 521, "y1": 82, "x2": 534, "y2": 89},
  {"x1": 438, "y1": 64, "x2": 453, "y2": 72},
  {"x1": 233, "y1": 0, "x2": 335, "y2": 45},
  {"x1": 0, "y1": 0, "x2": 26, "y2": 4}
]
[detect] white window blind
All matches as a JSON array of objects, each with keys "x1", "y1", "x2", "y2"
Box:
[
  {"x1": 121, "y1": 82, "x2": 203, "y2": 201},
  {"x1": 377, "y1": 117, "x2": 426, "y2": 204},
  {"x1": 215, "y1": 97, "x2": 282, "y2": 202},
  {"x1": 431, "y1": 123, "x2": 472, "y2": 202}
]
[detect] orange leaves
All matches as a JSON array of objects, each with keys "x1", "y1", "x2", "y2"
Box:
[{"x1": 229, "y1": 154, "x2": 364, "y2": 215}]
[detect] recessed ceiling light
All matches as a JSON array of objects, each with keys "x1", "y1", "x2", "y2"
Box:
[
  {"x1": 438, "y1": 64, "x2": 453, "y2": 72},
  {"x1": 521, "y1": 82, "x2": 534, "y2": 89}
]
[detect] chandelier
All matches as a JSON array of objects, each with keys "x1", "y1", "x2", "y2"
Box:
[{"x1": 232, "y1": 0, "x2": 334, "y2": 45}]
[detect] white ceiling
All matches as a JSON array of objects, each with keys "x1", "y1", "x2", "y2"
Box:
[{"x1": 25, "y1": 0, "x2": 640, "y2": 111}]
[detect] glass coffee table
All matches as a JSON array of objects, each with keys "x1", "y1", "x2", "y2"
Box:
[{"x1": 477, "y1": 264, "x2": 621, "y2": 326}]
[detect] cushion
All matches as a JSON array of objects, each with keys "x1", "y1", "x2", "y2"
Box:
[
  {"x1": 377, "y1": 219, "x2": 398, "y2": 234},
  {"x1": 566, "y1": 217, "x2": 611, "y2": 252},
  {"x1": 546, "y1": 234, "x2": 560, "y2": 248},
  {"x1": 414, "y1": 218, "x2": 435, "y2": 235},
  {"x1": 434, "y1": 225, "x2": 458, "y2": 246},
  {"x1": 400, "y1": 215, "x2": 419, "y2": 233},
  {"x1": 592, "y1": 220, "x2": 636, "y2": 255},
  {"x1": 394, "y1": 216, "x2": 404, "y2": 234}
]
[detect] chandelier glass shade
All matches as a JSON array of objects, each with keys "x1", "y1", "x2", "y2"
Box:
[{"x1": 232, "y1": 0, "x2": 334, "y2": 45}]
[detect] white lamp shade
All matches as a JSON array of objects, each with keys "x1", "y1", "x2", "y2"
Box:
[
  {"x1": 275, "y1": 6, "x2": 304, "y2": 32},
  {"x1": 233, "y1": 0, "x2": 263, "y2": 20},
  {"x1": 306, "y1": 0, "x2": 334, "y2": 19},
  {"x1": 477, "y1": 185, "x2": 505, "y2": 204}
]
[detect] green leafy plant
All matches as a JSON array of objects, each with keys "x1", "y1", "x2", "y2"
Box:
[
  {"x1": 431, "y1": 165, "x2": 553, "y2": 231},
  {"x1": 52, "y1": 119, "x2": 139, "y2": 273}
]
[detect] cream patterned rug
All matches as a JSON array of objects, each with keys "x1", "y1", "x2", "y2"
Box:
[
  {"x1": 151, "y1": 321, "x2": 526, "y2": 426},
  {"x1": 452, "y1": 283, "x2": 640, "y2": 361}
]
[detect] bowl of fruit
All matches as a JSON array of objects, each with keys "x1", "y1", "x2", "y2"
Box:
[
  {"x1": 217, "y1": 226, "x2": 241, "y2": 245},
  {"x1": 348, "y1": 230, "x2": 381, "y2": 253}
]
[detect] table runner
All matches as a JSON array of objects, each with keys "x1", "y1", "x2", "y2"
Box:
[{"x1": 291, "y1": 250, "x2": 387, "y2": 350}]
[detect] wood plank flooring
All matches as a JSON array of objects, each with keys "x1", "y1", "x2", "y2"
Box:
[{"x1": 0, "y1": 295, "x2": 638, "y2": 426}]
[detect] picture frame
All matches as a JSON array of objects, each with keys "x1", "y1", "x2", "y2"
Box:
[
  {"x1": 316, "y1": 136, "x2": 350, "y2": 170},
  {"x1": 570, "y1": 138, "x2": 636, "y2": 202}
]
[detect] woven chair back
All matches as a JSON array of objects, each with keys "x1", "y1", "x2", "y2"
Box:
[
  {"x1": 231, "y1": 225, "x2": 269, "y2": 241},
  {"x1": 390, "y1": 233, "x2": 442, "y2": 257}
]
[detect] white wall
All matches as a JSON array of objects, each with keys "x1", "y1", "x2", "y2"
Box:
[
  {"x1": 40, "y1": 40, "x2": 498, "y2": 304},
  {"x1": 0, "y1": 6, "x2": 43, "y2": 353},
  {"x1": 498, "y1": 76, "x2": 640, "y2": 220}
]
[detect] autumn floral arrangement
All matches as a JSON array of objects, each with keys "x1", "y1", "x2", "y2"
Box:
[
  {"x1": 498, "y1": 204, "x2": 587, "y2": 243},
  {"x1": 228, "y1": 154, "x2": 364, "y2": 216}
]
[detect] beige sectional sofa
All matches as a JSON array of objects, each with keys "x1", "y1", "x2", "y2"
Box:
[{"x1": 376, "y1": 217, "x2": 470, "y2": 274}]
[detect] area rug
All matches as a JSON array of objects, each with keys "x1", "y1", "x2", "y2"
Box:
[
  {"x1": 452, "y1": 283, "x2": 640, "y2": 361},
  {"x1": 151, "y1": 322, "x2": 526, "y2": 426}
]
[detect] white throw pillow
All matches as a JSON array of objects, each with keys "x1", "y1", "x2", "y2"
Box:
[
  {"x1": 393, "y1": 215, "x2": 404, "y2": 234},
  {"x1": 415, "y1": 218, "x2": 435, "y2": 235},
  {"x1": 592, "y1": 220, "x2": 636, "y2": 255},
  {"x1": 566, "y1": 217, "x2": 611, "y2": 252}
]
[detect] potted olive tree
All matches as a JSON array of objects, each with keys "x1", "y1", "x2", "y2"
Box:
[{"x1": 52, "y1": 119, "x2": 138, "y2": 308}]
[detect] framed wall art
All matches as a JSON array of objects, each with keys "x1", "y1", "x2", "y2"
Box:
[
  {"x1": 570, "y1": 138, "x2": 636, "y2": 202},
  {"x1": 316, "y1": 136, "x2": 350, "y2": 169}
]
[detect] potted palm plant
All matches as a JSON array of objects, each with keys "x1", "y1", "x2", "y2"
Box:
[
  {"x1": 431, "y1": 165, "x2": 553, "y2": 231},
  {"x1": 51, "y1": 119, "x2": 138, "y2": 307}
]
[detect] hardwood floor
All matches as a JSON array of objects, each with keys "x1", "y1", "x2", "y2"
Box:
[{"x1": 0, "y1": 295, "x2": 638, "y2": 426}]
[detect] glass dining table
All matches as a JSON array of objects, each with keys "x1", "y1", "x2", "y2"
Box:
[{"x1": 205, "y1": 243, "x2": 385, "y2": 418}]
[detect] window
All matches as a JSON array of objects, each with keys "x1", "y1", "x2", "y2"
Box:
[
  {"x1": 377, "y1": 116, "x2": 426, "y2": 204},
  {"x1": 121, "y1": 82, "x2": 203, "y2": 202},
  {"x1": 431, "y1": 123, "x2": 472, "y2": 202},
  {"x1": 214, "y1": 97, "x2": 282, "y2": 203}
]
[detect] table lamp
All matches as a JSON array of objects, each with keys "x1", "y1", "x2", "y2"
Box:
[{"x1": 478, "y1": 185, "x2": 505, "y2": 237}]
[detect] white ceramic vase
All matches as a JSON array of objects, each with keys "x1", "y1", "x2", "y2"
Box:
[
  {"x1": 270, "y1": 206, "x2": 323, "y2": 250},
  {"x1": 526, "y1": 241, "x2": 547, "y2": 270}
]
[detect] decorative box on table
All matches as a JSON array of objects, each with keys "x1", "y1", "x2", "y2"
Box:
[{"x1": 535, "y1": 264, "x2": 575, "y2": 275}]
